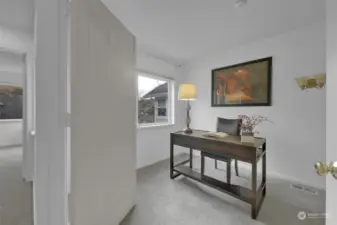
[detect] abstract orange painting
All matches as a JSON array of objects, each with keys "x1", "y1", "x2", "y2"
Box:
[{"x1": 211, "y1": 57, "x2": 272, "y2": 107}]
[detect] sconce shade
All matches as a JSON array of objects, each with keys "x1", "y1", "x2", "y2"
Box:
[
  {"x1": 179, "y1": 84, "x2": 197, "y2": 100},
  {"x1": 295, "y1": 73, "x2": 326, "y2": 90}
]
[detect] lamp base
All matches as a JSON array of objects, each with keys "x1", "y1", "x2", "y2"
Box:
[
  {"x1": 183, "y1": 100, "x2": 193, "y2": 134},
  {"x1": 183, "y1": 127, "x2": 193, "y2": 134}
]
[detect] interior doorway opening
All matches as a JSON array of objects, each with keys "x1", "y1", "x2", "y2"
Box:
[{"x1": 0, "y1": 49, "x2": 34, "y2": 225}]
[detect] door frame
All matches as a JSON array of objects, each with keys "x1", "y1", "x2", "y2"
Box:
[
  {"x1": 0, "y1": 48, "x2": 33, "y2": 171},
  {"x1": 0, "y1": 49, "x2": 35, "y2": 178},
  {"x1": 22, "y1": 52, "x2": 35, "y2": 183},
  {"x1": 326, "y1": 0, "x2": 337, "y2": 224},
  {"x1": 0, "y1": 46, "x2": 36, "y2": 220}
]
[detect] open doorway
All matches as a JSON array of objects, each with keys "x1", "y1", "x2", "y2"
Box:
[{"x1": 0, "y1": 49, "x2": 33, "y2": 225}]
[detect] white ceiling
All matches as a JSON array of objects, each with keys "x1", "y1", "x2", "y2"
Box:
[
  {"x1": 103, "y1": 0, "x2": 325, "y2": 65},
  {"x1": 0, "y1": 0, "x2": 34, "y2": 33}
]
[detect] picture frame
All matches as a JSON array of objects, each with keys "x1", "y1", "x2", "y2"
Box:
[
  {"x1": 0, "y1": 83, "x2": 23, "y2": 119},
  {"x1": 211, "y1": 57, "x2": 272, "y2": 107}
]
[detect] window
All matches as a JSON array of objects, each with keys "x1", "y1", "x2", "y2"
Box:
[
  {"x1": 138, "y1": 72, "x2": 174, "y2": 127},
  {"x1": 157, "y1": 99, "x2": 167, "y2": 117}
]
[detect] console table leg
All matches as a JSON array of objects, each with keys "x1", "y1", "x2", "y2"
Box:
[
  {"x1": 189, "y1": 148, "x2": 193, "y2": 168},
  {"x1": 226, "y1": 161, "x2": 231, "y2": 184},
  {"x1": 251, "y1": 159, "x2": 257, "y2": 219},
  {"x1": 262, "y1": 142, "x2": 267, "y2": 196},
  {"x1": 170, "y1": 135, "x2": 174, "y2": 179},
  {"x1": 201, "y1": 153, "x2": 205, "y2": 177},
  {"x1": 251, "y1": 208, "x2": 257, "y2": 219}
]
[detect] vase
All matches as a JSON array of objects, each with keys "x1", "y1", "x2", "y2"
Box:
[{"x1": 241, "y1": 132, "x2": 255, "y2": 143}]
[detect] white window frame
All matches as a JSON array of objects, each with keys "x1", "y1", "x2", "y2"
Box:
[{"x1": 137, "y1": 71, "x2": 175, "y2": 128}]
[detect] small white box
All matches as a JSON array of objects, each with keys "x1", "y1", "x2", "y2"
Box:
[{"x1": 241, "y1": 135, "x2": 255, "y2": 143}]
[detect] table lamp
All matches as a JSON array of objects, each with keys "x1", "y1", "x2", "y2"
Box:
[{"x1": 179, "y1": 84, "x2": 197, "y2": 133}]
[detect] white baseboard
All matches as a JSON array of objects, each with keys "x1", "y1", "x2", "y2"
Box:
[
  {"x1": 0, "y1": 144, "x2": 22, "y2": 149},
  {"x1": 137, "y1": 151, "x2": 184, "y2": 169},
  {"x1": 236, "y1": 162, "x2": 325, "y2": 191}
]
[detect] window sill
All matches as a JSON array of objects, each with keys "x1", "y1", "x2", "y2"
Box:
[{"x1": 138, "y1": 123, "x2": 175, "y2": 130}]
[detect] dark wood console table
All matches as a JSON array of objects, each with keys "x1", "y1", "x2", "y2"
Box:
[{"x1": 170, "y1": 130, "x2": 266, "y2": 219}]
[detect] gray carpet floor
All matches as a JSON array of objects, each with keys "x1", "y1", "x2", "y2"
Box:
[
  {"x1": 0, "y1": 147, "x2": 33, "y2": 225},
  {"x1": 121, "y1": 155, "x2": 325, "y2": 225}
]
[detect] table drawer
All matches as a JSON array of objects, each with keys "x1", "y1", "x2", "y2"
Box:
[{"x1": 171, "y1": 134, "x2": 257, "y2": 162}]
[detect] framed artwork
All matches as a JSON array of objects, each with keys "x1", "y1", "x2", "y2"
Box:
[
  {"x1": 0, "y1": 84, "x2": 23, "y2": 119},
  {"x1": 211, "y1": 57, "x2": 272, "y2": 107}
]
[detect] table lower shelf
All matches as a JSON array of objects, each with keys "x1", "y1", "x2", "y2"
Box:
[{"x1": 173, "y1": 165, "x2": 253, "y2": 204}]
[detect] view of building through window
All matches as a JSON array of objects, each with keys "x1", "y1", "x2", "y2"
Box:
[{"x1": 138, "y1": 74, "x2": 173, "y2": 126}]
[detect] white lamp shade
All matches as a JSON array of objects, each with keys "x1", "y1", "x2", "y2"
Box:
[{"x1": 179, "y1": 84, "x2": 197, "y2": 100}]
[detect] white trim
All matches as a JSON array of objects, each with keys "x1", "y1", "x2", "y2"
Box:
[
  {"x1": 22, "y1": 52, "x2": 36, "y2": 182},
  {"x1": 34, "y1": 0, "x2": 69, "y2": 224},
  {"x1": 237, "y1": 162, "x2": 325, "y2": 191},
  {"x1": 32, "y1": 3, "x2": 38, "y2": 224},
  {"x1": 137, "y1": 70, "x2": 175, "y2": 82},
  {"x1": 0, "y1": 144, "x2": 22, "y2": 149},
  {"x1": 22, "y1": 53, "x2": 28, "y2": 181},
  {"x1": 326, "y1": 1, "x2": 337, "y2": 224},
  {"x1": 0, "y1": 119, "x2": 23, "y2": 123},
  {"x1": 0, "y1": 82, "x2": 22, "y2": 87},
  {"x1": 168, "y1": 79, "x2": 175, "y2": 125},
  {"x1": 138, "y1": 123, "x2": 174, "y2": 130},
  {"x1": 65, "y1": 1, "x2": 72, "y2": 225},
  {"x1": 0, "y1": 47, "x2": 27, "y2": 55},
  {"x1": 170, "y1": 79, "x2": 175, "y2": 125},
  {"x1": 214, "y1": 159, "x2": 326, "y2": 191}
]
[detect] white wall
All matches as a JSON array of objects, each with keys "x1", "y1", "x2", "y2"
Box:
[
  {"x1": 0, "y1": 26, "x2": 33, "y2": 53},
  {"x1": 0, "y1": 0, "x2": 34, "y2": 34},
  {"x1": 0, "y1": 71, "x2": 23, "y2": 84},
  {"x1": 136, "y1": 52, "x2": 186, "y2": 169},
  {"x1": 185, "y1": 22, "x2": 326, "y2": 189},
  {"x1": 0, "y1": 120, "x2": 22, "y2": 147},
  {"x1": 0, "y1": 0, "x2": 34, "y2": 51},
  {"x1": 71, "y1": 0, "x2": 136, "y2": 224}
]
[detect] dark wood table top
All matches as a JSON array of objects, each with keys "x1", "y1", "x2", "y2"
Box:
[{"x1": 173, "y1": 130, "x2": 266, "y2": 148}]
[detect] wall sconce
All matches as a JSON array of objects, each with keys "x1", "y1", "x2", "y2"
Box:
[{"x1": 295, "y1": 73, "x2": 326, "y2": 90}]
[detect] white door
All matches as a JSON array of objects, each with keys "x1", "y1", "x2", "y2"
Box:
[
  {"x1": 326, "y1": 0, "x2": 337, "y2": 224},
  {"x1": 70, "y1": 0, "x2": 137, "y2": 225}
]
